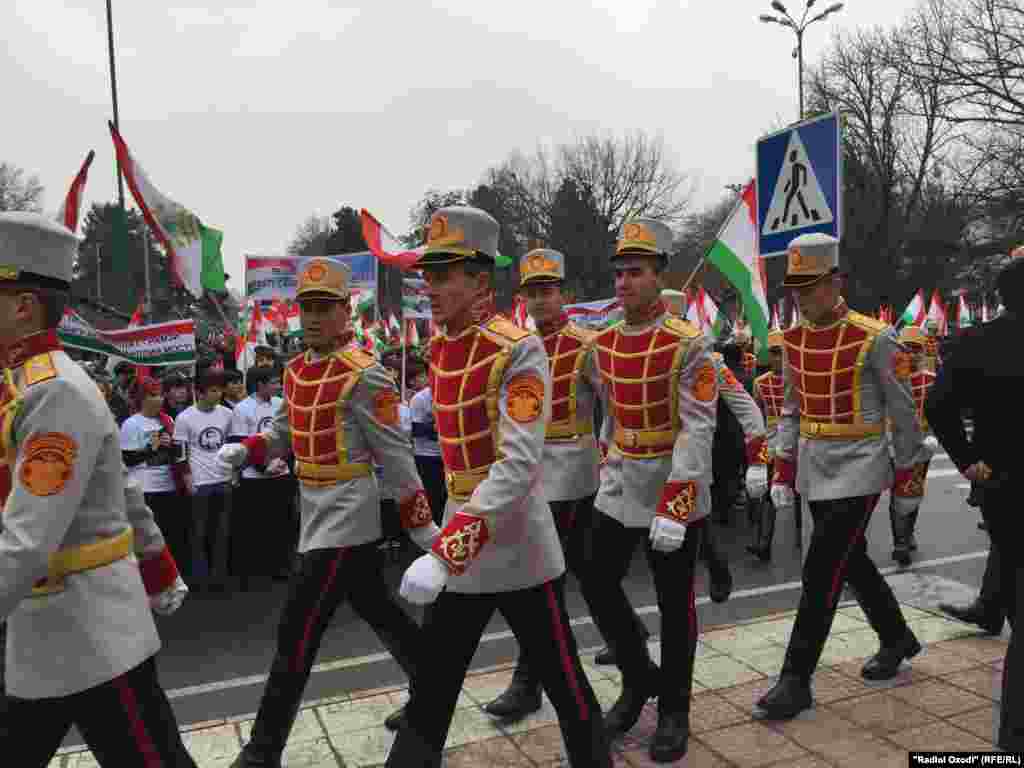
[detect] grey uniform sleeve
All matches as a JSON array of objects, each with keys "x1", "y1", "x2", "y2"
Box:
[
  {"x1": 717, "y1": 359, "x2": 766, "y2": 441},
  {"x1": 350, "y1": 365, "x2": 432, "y2": 531},
  {"x1": 583, "y1": 344, "x2": 604, "y2": 440},
  {"x1": 0, "y1": 380, "x2": 102, "y2": 621},
  {"x1": 657, "y1": 334, "x2": 718, "y2": 522},
  {"x1": 774, "y1": 346, "x2": 800, "y2": 485},
  {"x1": 872, "y1": 331, "x2": 929, "y2": 472}
]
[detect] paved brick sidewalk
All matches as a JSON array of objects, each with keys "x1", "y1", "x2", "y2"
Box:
[{"x1": 51, "y1": 602, "x2": 1006, "y2": 767}]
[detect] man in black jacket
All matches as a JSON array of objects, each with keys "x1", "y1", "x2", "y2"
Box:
[{"x1": 925, "y1": 255, "x2": 1024, "y2": 751}]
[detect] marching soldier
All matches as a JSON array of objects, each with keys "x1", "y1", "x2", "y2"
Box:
[
  {"x1": 0, "y1": 212, "x2": 193, "y2": 766},
  {"x1": 889, "y1": 325, "x2": 938, "y2": 566},
  {"x1": 483, "y1": 247, "x2": 609, "y2": 720},
  {"x1": 579, "y1": 218, "x2": 717, "y2": 763},
  {"x1": 748, "y1": 330, "x2": 801, "y2": 560},
  {"x1": 757, "y1": 233, "x2": 931, "y2": 720},
  {"x1": 386, "y1": 207, "x2": 611, "y2": 767},
  {"x1": 217, "y1": 258, "x2": 438, "y2": 768}
]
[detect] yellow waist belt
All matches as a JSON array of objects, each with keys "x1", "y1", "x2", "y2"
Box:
[
  {"x1": 799, "y1": 421, "x2": 885, "y2": 440},
  {"x1": 545, "y1": 420, "x2": 594, "y2": 441},
  {"x1": 32, "y1": 528, "x2": 134, "y2": 597},
  {"x1": 613, "y1": 425, "x2": 676, "y2": 452},
  {"x1": 445, "y1": 467, "x2": 491, "y2": 502},
  {"x1": 767, "y1": 415, "x2": 779, "y2": 428},
  {"x1": 296, "y1": 460, "x2": 372, "y2": 487}
]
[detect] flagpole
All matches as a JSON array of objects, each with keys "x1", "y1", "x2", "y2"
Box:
[
  {"x1": 105, "y1": 0, "x2": 125, "y2": 210},
  {"x1": 679, "y1": 258, "x2": 705, "y2": 296},
  {"x1": 401, "y1": 321, "x2": 407, "y2": 404},
  {"x1": 143, "y1": 230, "x2": 152, "y2": 320}
]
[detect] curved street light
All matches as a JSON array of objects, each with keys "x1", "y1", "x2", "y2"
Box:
[{"x1": 758, "y1": 0, "x2": 845, "y2": 119}]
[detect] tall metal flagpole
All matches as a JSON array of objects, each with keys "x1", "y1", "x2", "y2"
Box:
[
  {"x1": 105, "y1": 0, "x2": 125, "y2": 209},
  {"x1": 143, "y1": 231, "x2": 152, "y2": 319}
]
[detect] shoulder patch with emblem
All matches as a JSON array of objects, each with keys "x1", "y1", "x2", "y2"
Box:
[
  {"x1": 693, "y1": 362, "x2": 718, "y2": 402},
  {"x1": 506, "y1": 373, "x2": 544, "y2": 423},
  {"x1": 23, "y1": 353, "x2": 57, "y2": 387},
  {"x1": 373, "y1": 389, "x2": 401, "y2": 426},
  {"x1": 339, "y1": 347, "x2": 376, "y2": 370},
  {"x1": 485, "y1": 316, "x2": 531, "y2": 344},
  {"x1": 846, "y1": 311, "x2": 887, "y2": 335},
  {"x1": 892, "y1": 351, "x2": 913, "y2": 381},
  {"x1": 19, "y1": 432, "x2": 78, "y2": 496},
  {"x1": 663, "y1": 316, "x2": 701, "y2": 339}
]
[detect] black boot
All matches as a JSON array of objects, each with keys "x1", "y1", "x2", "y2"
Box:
[
  {"x1": 484, "y1": 660, "x2": 542, "y2": 720},
  {"x1": 649, "y1": 711, "x2": 689, "y2": 763},
  {"x1": 230, "y1": 747, "x2": 282, "y2": 768},
  {"x1": 746, "y1": 497, "x2": 775, "y2": 562},
  {"x1": 605, "y1": 660, "x2": 659, "y2": 737},
  {"x1": 708, "y1": 565, "x2": 733, "y2": 603},
  {"x1": 594, "y1": 645, "x2": 616, "y2": 666},
  {"x1": 890, "y1": 500, "x2": 912, "y2": 567},
  {"x1": 384, "y1": 702, "x2": 409, "y2": 731},
  {"x1": 939, "y1": 599, "x2": 1004, "y2": 635},
  {"x1": 861, "y1": 631, "x2": 922, "y2": 680},
  {"x1": 754, "y1": 675, "x2": 812, "y2": 720}
]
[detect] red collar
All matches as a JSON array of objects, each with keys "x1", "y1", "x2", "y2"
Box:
[
  {"x1": 538, "y1": 312, "x2": 569, "y2": 338},
  {"x1": 4, "y1": 329, "x2": 62, "y2": 369}
]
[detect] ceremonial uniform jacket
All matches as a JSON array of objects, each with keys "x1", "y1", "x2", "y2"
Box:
[
  {"x1": 538, "y1": 318, "x2": 601, "y2": 502},
  {"x1": 909, "y1": 369, "x2": 936, "y2": 434},
  {"x1": 713, "y1": 353, "x2": 767, "y2": 466},
  {"x1": 426, "y1": 315, "x2": 564, "y2": 593},
  {"x1": 0, "y1": 331, "x2": 171, "y2": 699},
  {"x1": 593, "y1": 306, "x2": 717, "y2": 529},
  {"x1": 774, "y1": 304, "x2": 931, "y2": 502},
  {"x1": 245, "y1": 339, "x2": 431, "y2": 552},
  {"x1": 754, "y1": 370, "x2": 785, "y2": 457}
]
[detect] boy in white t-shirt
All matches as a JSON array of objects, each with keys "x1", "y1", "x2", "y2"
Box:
[
  {"x1": 121, "y1": 378, "x2": 190, "y2": 573},
  {"x1": 228, "y1": 366, "x2": 295, "y2": 588},
  {"x1": 174, "y1": 369, "x2": 234, "y2": 591}
]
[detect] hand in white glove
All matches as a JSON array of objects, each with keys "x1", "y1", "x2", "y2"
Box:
[
  {"x1": 150, "y1": 576, "x2": 189, "y2": 616},
  {"x1": 399, "y1": 554, "x2": 449, "y2": 605},
  {"x1": 408, "y1": 523, "x2": 441, "y2": 553},
  {"x1": 923, "y1": 435, "x2": 940, "y2": 455},
  {"x1": 265, "y1": 457, "x2": 288, "y2": 476},
  {"x1": 770, "y1": 484, "x2": 795, "y2": 510},
  {"x1": 649, "y1": 516, "x2": 687, "y2": 553},
  {"x1": 745, "y1": 464, "x2": 769, "y2": 500},
  {"x1": 217, "y1": 443, "x2": 248, "y2": 470}
]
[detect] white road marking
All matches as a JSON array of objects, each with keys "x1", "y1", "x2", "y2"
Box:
[{"x1": 165, "y1": 549, "x2": 990, "y2": 701}]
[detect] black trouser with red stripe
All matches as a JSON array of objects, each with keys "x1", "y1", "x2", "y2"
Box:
[
  {"x1": 580, "y1": 512, "x2": 704, "y2": 717},
  {"x1": 781, "y1": 495, "x2": 912, "y2": 681},
  {"x1": 243, "y1": 543, "x2": 422, "y2": 760},
  {"x1": 0, "y1": 656, "x2": 196, "y2": 768},
  {"x1": 386, "y1": 576, "x2": 611, "y2": 767}
]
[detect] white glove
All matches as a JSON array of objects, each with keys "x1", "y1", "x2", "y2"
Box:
[
  {"x1": 408, "y1": 523, "x2": 441, "y2": 553},
  {"x1": 150, "y1": 576, "x2": 189, "y2": 616},
  {"x1": 745, "y1": 465, "x2": 769, "y2": 500},
  {"x1": 923, "y1": 435, "x2": 939, "y2": 456},
  {"x1": 770, "y1": 484, "x2": 795, "y2": 510},
  {"x1": 217, "y1": 443, "x2": 248, "y2": 470},
  {"x1": 399, "y1": 554, "x2": 449, "y2": 605},
  {"x1": 649, "y1": 516, "x2": 687, "y2": 553},
  {"x1": 265, "y1": 457, "x2": 288, "y2": 476}
]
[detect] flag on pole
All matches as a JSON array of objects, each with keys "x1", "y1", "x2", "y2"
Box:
[
  {"x1": 236, "y1": 301, "x2": 264, "y2": 370},
  {"x1": 900, "y1": 290, "x2": 927, "y2": 327},
  {"x1": 361, "y1": 210, "x2": 423, "y2": 270},
  {"x1": 957, "y1": 295, "x2": 973, "y2": 328},
  {"x1": 109, "y1": 123, "x2": 226, "y2": 298},
  {"x1": 705, "y1": 181, "x2": 770, "y2": 357},
  {"x1": 405, "y1": 319, "x2": 420, "y2": 348},
  {"x1": 56, "y1": 150, "x2": 95, "y2": 233},
  {"x1": 924, "y1": 289, "x2": 948, "y2": 335}
]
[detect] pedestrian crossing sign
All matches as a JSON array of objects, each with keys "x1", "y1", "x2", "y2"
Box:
[{"x1": 756, "y1": 112, "x2": 843, "y2": 258}]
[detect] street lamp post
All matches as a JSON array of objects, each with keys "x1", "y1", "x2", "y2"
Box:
[{"x1": 758, "y1": 1, "x2": 845, "y2": 120}]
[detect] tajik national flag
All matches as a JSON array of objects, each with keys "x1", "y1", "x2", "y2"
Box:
[
  {"x1": 924, "y1": 289, "x2": 948, "y2": 335},
  {"x1": 361, "y1": 209, "x2": 422, "y2": 270},
  {"x1": 706, "y1": 181, "x2": 770, "y2": 357},
  {"x1": 900, "y1": 290, "x2": 926, "y2": 326},
  {"x1": 109, "y1": 123, "x2": 226, "y2": 298},
  {"x1": 957, "y1": 295, "x2": 974, "y2": 327},
  {"x1": 56, "y1": 150, "x2": 95, "y2": 233}
]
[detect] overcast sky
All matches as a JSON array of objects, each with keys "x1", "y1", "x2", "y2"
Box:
[{"x1": 5, "y1": 0, "x2": 922, "y2": 293}]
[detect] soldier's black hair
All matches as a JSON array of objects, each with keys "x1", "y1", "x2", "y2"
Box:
[{"x1": 997, "y1": 257, "x2": 1024, "y2": 313}]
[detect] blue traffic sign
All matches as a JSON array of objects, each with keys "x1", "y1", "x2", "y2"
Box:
[{"x1": 756, "y1": 112, "x2": 842, "y2": 258}]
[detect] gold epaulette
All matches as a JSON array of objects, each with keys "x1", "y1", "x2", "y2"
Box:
[
  {"x1": 22, "y1": 353, "x2": 57, "y2": 387},
  {"x1": 483, "y1": 316, "x2": 530, "y2": 345},
  {"x1": 846, "y1": 311, "x2": 887, "y2": 335},
  {"x1": 662, "y1": 316, "x2": 701, "y2": 339},
  {"x1": 337, "y1": 347, "x2": 376, "y2": 370},
  {"x1": 563, "y1": 321, "x2": 596, "y2": 345}
]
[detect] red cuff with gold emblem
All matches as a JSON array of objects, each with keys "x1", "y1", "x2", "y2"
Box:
[
  {"x1": 399, "y1": 490, "x2": 434, "y2": 530},
  {"x1": 139, "y1": 546, "x2": 179, "y2": 596},
  {"x1": 773, "y1": 458, "x2": 796, "y2": 488},
  {"x1": 746, "y1": 437, "x2": 768, "y2": 466},
  {"x1": 893, "y1": 461, "x2": 928, "y2": 499},
  {"x1": 656, "y1": 481, "x2": 698, "y2": 524},
  {"x1": 430, "y1": 511, "x2": 490, "y2": 576},
  {"x1": 242, "y1": 434, "x2": 267, "y2": 467}
]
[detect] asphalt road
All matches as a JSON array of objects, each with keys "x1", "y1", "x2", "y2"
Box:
[{"x1": 62, "y1": 449, "x2": 993, "y2": 747}]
